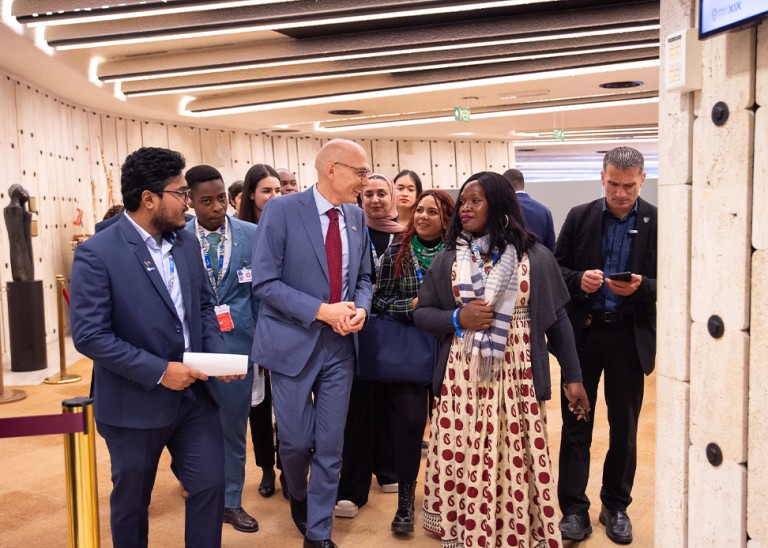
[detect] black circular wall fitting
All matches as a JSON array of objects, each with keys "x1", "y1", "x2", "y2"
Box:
[
  {"x1": 598, "y1": 81, "x2": 643, "y2": 89},
  {"x1": 706, "y1": 442, "x2": 723, "y2": 466},
  {"x1": 707, "y1": 315, "x2": 724, "y2": 338},
  {"x1": 328, "y1": 109, "x2": 363, "y2": 115},
  {"x1": 711, "y1": 102, "x2": 729, "y2": 126}
]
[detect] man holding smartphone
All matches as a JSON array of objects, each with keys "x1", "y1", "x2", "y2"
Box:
[{"x1": 554, "y1": 147, "x2": 657, "y2": 545}]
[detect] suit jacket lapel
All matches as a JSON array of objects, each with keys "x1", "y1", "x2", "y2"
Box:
[
  {"x1": 119, "y1": 216, "x2": 179, "y2": 318},
  {"x1": 587, "y1": 199, "x2": 604, "y2": 267},
  {"x1": 629, "y1": 197, "x2": 652, "y2": 273},
  {"x1": 342, "y1": 203, "x2": 362, "y2": 294},
  {"x1": 299, "y1": 190, "x2": 330, "y2": 283},
  {"x1": 219, "y1": 217, "x2": 242, "y2": 298}
]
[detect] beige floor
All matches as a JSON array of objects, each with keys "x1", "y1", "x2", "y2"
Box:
[{"x1": 0, "y1": 358, "x2": 655, "y2": 547}]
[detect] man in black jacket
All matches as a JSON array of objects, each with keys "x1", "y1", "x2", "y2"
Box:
[{"x1": 554, "y1": 147, "x2": 657, "y2": 545}]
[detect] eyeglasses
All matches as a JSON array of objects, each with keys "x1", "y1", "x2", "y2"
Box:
[
  {"x1": 159, "y1": 188, "x2": 192, "y2": 202},
  {"x1": 333, "y1": 162, "x2": 371, "y2": 180}
]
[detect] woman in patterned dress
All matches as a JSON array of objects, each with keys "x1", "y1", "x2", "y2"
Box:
[{"x1": 414, "y1": 172, "x2": 590, "y2": 548}]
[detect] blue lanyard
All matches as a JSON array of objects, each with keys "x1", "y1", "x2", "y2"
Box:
[
  {"x1": 410, "y1": 250, "x2": 425, "y2": 283},
  {"x1": 167, "y1": 255, "x2": 176, "y2": 290},
  {"x1": 471, "y1": 240, "x2": 498, "y2": 283},
  {"x1": 198, "y1": 224, "x2": 227, "y2": 302},
  {"x1": 367, "y1": 228, "x2": 394, "y2": 273}
]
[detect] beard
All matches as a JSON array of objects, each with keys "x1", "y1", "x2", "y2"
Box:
[{"x1": 151, "y1": 201, "x2": 187, "y2": 234}]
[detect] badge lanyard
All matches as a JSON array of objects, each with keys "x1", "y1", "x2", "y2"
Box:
[
  {"x1": 367, "y1": 228, "x2": 394, "y2": 273},
  {"x1": 410, "y1": 250, "x2": 426, "y2": 284},
  {"x1": 167, "y1": 255, "x2": 176, "y2": 290}
]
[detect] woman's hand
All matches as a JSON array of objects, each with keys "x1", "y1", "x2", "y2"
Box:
[{"x1": 458, "y1": 300, "x2": 494, "y2": 330}]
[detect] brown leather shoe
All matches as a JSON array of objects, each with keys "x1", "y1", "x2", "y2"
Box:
[{"x1": 223, "y1": 506, "x2": 259, "y2": 533}]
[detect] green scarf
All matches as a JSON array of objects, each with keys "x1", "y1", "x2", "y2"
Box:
[{"x1": 412, "y1": 235, "x2": 444, "y2": 271}]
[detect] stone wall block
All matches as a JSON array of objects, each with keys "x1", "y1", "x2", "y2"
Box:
[
  {"x1": 756, "y1": 23, "x2": 767, "y2": 106},
  {"x1": 690, "y1": 323, "x2": 748, "y2": 463},
  {"x1": 697, "y1": 27, "x2": 755, "y2": 116},
  {"x1": 688, "y1": 446, "x2": 747, "y2": 547},
  {"x1": 752, "y1": 104, "x2": 768, "y2": 249},
  {"x1": 657, "y1": 184, "x2": 691, "y2": 380},
  {"x1": 748, "y1": 249, "x2": 768, "y2": 543},
  {"x1": 691, "y1": 110, "x2": 753, "y2": 328},
  {"x1": 654, "y1": 375, "x2": 689, "y2": 547}
]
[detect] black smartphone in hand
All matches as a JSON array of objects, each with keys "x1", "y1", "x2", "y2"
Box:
[
  {"x1": 608, "y1": 271, "x2": 632, "y2": 282},
  {"x1": 562, "y1": 383, "x2": 590, "y2": 422}
]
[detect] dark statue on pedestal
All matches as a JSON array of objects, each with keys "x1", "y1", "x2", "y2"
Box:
[{"x1": 4, "y1": 184, "x2": 34, "y2": 282}]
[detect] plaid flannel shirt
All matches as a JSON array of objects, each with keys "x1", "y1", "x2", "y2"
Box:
[{"x1": 371, "y1": 242, "x2": 421, "y2": 323}]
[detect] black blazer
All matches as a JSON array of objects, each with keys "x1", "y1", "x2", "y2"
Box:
[{"x1": 554, "y1": 197, "x2": 657, "y2": 375}]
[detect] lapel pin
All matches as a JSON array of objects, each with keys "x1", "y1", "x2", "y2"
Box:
[
  {"x1": 143, "y1": 260, "x2": 156, "y2": 271},
  {"x1": 351, "y1": 226, "x2": 357, "y2": 231},
  {"x1": 643, "y1": 216, "x2": 650, "y2": 224}
]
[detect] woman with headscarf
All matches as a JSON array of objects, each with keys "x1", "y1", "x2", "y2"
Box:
[
  {"x1": 415, "y1": 172, "x2": 590, "y2": 547},
  {"x1": 371, "y1": 189, "x2": 455, "y2": 534},
  {"x1": 335, "y1": 173, "x2": 404, "y2": 519}
]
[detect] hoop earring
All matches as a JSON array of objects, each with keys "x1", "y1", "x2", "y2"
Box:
[{"x1": 503, "y1": 214, "x2": 510, "y2": 228}]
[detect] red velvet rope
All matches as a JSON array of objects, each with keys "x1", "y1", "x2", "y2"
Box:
[
  {"x1": 62, "y1": 287, "x2": 70, "y2": 307},
  {"x1": 0, "y1": 412, "x2": 85, "y2": 439}
]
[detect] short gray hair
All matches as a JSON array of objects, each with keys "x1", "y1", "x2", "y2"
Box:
[{"x1": 603, "y1": 147, "x2": 644, "y2": 173}]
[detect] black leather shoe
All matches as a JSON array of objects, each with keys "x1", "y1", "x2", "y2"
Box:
[
  {"x1": 258, "y1": 468, "x2": 276, "y2": 497},
  {"x1": 303, "y1": 539, "x2": 337, "y2": 548},
  {"x1": 559, "y1": 513, "x2": 592, "y2": 541},
  {"x1": 289, "y1": 495, "x2": 308, "y2": 536},
  {"x1": 222, "y1": 507, "x2": 259, "y2": 533},
  {"x1": 599, "y1": 505, "x2": 633, "y2": 544},
  {"x1": 280, "y1": 472, "x2": 289, "y2": 500}
]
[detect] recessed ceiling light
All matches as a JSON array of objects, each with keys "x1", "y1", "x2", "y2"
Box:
[
  {"x1": 599, "y1": 81, "x2": 644, "y2": 89},
  {"x1": 461, "y1": 96, "x2": 480, "y2": 102},
  {"x1": 328, "y1": 109, "x2": 363, "y2": 115}
]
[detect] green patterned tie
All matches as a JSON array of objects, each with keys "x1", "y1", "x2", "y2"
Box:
[{"x1": 206, "y1": 232, "x2": 221, "y2": 279}]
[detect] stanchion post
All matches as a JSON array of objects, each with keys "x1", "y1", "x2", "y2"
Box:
[
  {"x1": 62, "y1": 397, "x2": 100, "y2": 547},
  {"x1": 45, "y1": 275, "x2": 81, "y2": 385}
]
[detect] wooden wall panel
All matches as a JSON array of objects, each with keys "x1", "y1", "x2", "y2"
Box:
[
  {"x1": 485, "y1": 141, "x2": 509, "y2": 173},
  {"x1": 354, "y1": 139, "x2": 374, "y2": 172},
  {"x1": 168, "y1": 124, "x2": 202, "y2": 169},
  {"x1": 469, "y1": 140, "x2": 486, "y2": 173},
  {"x1": 370, "y1": 139, "x2": 398, "y2": 176},
  {"x1": 250, "y1": 133, "x2": 273, "y2": 166},
  {"x1": 397, "y1": 140, "x2": 432, "y2": 187},
  {"x1": 296, "y1": 137, "x2": 322, "y2": 190},
  {"x1": 455, "y1": 141, "x2": 472, "y2": 183},
  {"x1": 271, "y1": 135, "x2": 291, "y2": 170},
  {"x1": 229, "y1": 131, "x2": 252, "y2": 180},
  {"x1": 140, "y1": 120, "x2": 169, "y2": 148},
  {"x1": 431, "y1": 141, "x2": 457, "y2": 188},
  {"x1": 125, "y1": 118, "x2": 143, "y2": 156},
  {"x1": 99, "y1": 115, "x2": 121, "y2": 208}
]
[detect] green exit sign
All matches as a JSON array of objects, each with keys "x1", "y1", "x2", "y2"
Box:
[
  {"x1": 553, "y1": 128, "x2": 565, "y2": 141},
  {"x1": 454, "y1": 107, "x2": 471, "y2": 123}
]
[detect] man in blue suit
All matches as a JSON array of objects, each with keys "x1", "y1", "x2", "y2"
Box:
[
  {"x1": 250, "y1": 139, "x2": 373, "y2": 548},
  {"x1": 503, "y1": 168, "x2": 556, "y2": 251},
  {"x1": 70, "y1": 147, "x2": 228, "y2": 548},
  {"x1": 185, "y1": 165, "x2": 260, "y2": 534}
]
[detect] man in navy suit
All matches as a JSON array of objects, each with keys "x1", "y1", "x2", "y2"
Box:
[
  {"x1": 70, "y1": 147, "x2": 228, "y2": 548},
  {"x1": 503, "y1": 168, "x2": 556, "y2": 250},
  {"x1": 250, "y1": 139, "x2": 373, "y2": 548},
  {"x1": 185, "y1": 165, "x2": 260, "y2": 533}
]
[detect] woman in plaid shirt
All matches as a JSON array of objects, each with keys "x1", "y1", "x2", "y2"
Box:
[{"x1": 371, "y1": 189, "x2": 455, "y2": 534}]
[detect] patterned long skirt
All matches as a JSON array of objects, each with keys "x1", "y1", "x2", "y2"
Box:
[{"x1": 422, "y1": 258, "x2": 561, "y2": 548}]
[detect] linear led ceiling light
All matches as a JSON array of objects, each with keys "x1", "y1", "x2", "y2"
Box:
[
  {"x1": 101, "y1": 23, "x2": 660, "y2": 82},
  {"x1": 21, "y1": 1, "x2": 298, "y2": 27},
  {"x1": 180, "y1": 59, "x2": 659, "y2": 118},
  {"x1": 124, "y1": 41, "x2": 659, "y2": 97},
  {"x1": 51, "y1": 0, "x2": 566, "y2": 50}
]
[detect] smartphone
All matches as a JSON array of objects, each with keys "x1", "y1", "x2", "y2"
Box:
[
  {"x1": 608, "y1": 271, "x2": 632, "y2": 282},
  {"x1": 562, "y1": 383, "x2": 590, "y2": 422}
]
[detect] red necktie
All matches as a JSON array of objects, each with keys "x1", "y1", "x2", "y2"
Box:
[{"x1": 325, "y1": 208, "x2": 342, "y2": 303}]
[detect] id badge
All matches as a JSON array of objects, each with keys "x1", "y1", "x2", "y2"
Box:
[
  {"x1": 237, "y1": 267, "x2": 252, "y2": 284},
  {"x1": 214, "y1": 304, "x2": 235, "y2": 332}
]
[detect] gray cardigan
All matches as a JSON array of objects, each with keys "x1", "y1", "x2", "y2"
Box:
[{"x1": 413, "y1": 243, "x2": 581, "y2": 400}]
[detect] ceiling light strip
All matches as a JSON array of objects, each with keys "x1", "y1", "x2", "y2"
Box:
[
  {"x1": 181, "y1": 60, "x2": 659, "y2": 117},
  {"x1": 51, "y1": 0, "x2": 592, "y2": 50},
  {"x1": 123, "y1": 41, "x2": 659, "y2": 97},
  {"x1": 101, "y1": 24, "x2": 660, "y2": 82}
]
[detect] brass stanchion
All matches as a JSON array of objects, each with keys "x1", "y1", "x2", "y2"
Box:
[
  {"x1": 63, "y1": 397, "x2": 100, "y2": 547},
  {"x1": 45, "y1": 275, "x2": 81, "y2": 384},
  {"x1": 0, "y1": 287, "x2": 26, "y2": 403}
]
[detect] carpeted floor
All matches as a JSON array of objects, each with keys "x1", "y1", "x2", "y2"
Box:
[{"x1": 0, "y1": 358, "x2": 655, "y2": 547}]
